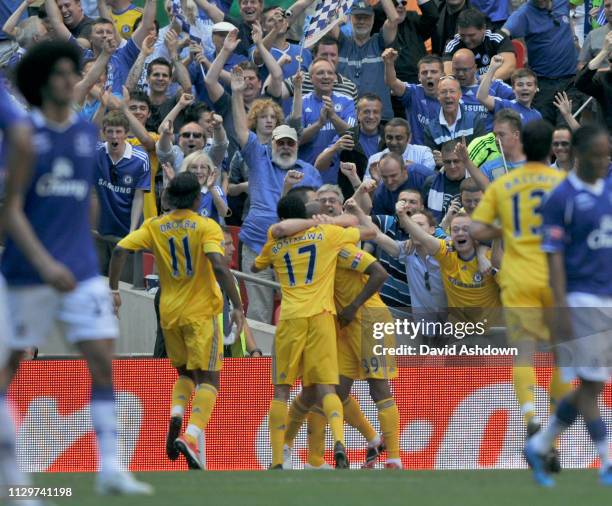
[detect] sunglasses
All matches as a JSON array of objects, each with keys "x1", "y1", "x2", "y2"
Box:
[
  {"x1": 552, "y1": 141, "x2": 570, "y2": 147},
  {"x1": 180, "y1": 132, "x2": 203, "y2": 139},
  {"x1": 424, "y1": 271, "x2": 431, "y2": 292},
  {"x1": 439, "y1": 74, "x2": 458, "y2": 81}
]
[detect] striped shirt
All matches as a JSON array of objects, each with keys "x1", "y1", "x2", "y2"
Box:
[{"x1": 443, "y1": 29, "x2": 515, "y2": 76}]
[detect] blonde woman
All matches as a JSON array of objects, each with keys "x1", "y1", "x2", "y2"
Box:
[{"x1": 178, "y1": 151, "x2": 229, "y2": 222}]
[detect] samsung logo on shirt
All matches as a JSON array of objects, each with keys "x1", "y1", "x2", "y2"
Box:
[{"x1": 98, "y1": 178, "x2": 133, "y2": 194}]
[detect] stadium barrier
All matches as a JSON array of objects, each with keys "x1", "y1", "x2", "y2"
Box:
[{"x1": 8, "y1": 357, "x2": 612, "y2": 471}]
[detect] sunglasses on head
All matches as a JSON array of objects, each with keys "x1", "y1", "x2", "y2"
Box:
[
  {"x1": 180, "y1": 132, "x2": 203, "y2": 139},
  {"x1": 439, "y1": 74, "x2": 457, "y2": 81}
]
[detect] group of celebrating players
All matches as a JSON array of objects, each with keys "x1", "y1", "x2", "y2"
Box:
[{"x1": 0, "y1": 35, "x2": 611, "y2": 501}]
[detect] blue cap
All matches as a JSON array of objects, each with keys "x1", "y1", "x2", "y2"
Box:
[{"x1": 350, "y1": 0, "x2": 374, "y2": 15}]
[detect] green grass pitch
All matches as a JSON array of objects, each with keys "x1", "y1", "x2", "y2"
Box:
[{"x1": 29, "y1": 469, "x2": 612, "y2": 506}]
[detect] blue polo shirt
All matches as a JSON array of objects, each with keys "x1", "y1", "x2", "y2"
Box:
[
  {"x1": 371, "y1": 164, "x2": 434, "y2": 216},
  {"x1": 493, "y1": 97, "x2": 542, "y2": 124},
  {"x1": 480, "y1": 157, "x2": 525, "y2": 182},
  {"x1": 198, "y1": 185, "x2": 227, "y2": 223},
  {"x1": 337, "y1": 32, "x2": 393, "y2": 120},
  {"x1": 462, "y1": 78, "x2": 514, "y2": 130},
  {"x1": 503, "y1": 0, "x2": 577, "y2": 78},
  {"x1": 399, "y1": 84, "x2": 441, "y2": 146},
  {"x1": 299, "y1": 91, "x2": 356, "y2": 184},
  {"x1": 95, "y1": 142, "x2": 151, "y2": 237},
  {"x1": 239, "y1": 132, "x2": 323, "y2": 253}
]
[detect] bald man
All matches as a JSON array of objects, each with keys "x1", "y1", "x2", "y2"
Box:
[
  {"x1": 452, "y1": 48, "x2": 514, "y2": 130},
  {"x1": 423, "y1": 75, "x2": 486, "y2": 151}
]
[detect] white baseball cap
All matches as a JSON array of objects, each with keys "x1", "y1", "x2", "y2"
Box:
[
  {"x1": 272, "y1": 125, "x2": 298, "y2": 142},
  {"x1": 212, "y1": 22, "x2": 237, "y2": 33}
]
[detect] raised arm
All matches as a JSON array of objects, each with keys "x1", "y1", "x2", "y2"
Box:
[
  {"x1": 252, "y1": 22, "x2": 283, "y2": 98},
  {"x1": 230, "y1": 68, "x2": 250, "y2": 148},
  {"x1": 455, "y1": 138, "x2": 489, "y2": 190},
  {"x1": 382, "y1": 48, "x2": 406, "y2": 97},
  {"x1": 158, "y1": 93, "x2": 195, "y2": 136},
  {"x1": 380, "y1": 0, "x2": 400, "y2": 45},
  {"x1": 476, "y1": 55, "x2": 503, "y2": 112},
  {"x1": 2, "y1": 0, "x2": 32, "y2": 38},
  {"x1": 74, "y1": 39, "x2": 115, "y2": 105},
  {"x1": 125, "y1": 33, "x2": 156, "y2": 92},
  {"x1": 553, "y1": 92, "x2": 580, "y2": 132},
  {"x1": 208, "y1": 114, "x2": 229, "y2": 168},
  {"x1": 120, "y1": 87, "x2": 156, "y2": 152},
  {"x1": 131, "y1": 0, "x2": 156, "y2": 49},
  {"x1": 396, "y1": 203, "x2": 440, "y2": 256},
  {"x1": 193, "y1": 0, "x2": 224, "y2": 23},
  {"x1": 45, "y1": 0, "x2": 72, "y2": 41},
  {"x1": 205, "y1": 30, "x2": 240, "y2": 103},
  {"x1": 494, "y1": 51, "x2": 516, "y2": 81},
  {"x1": 165, "y1": 29, "x2": 192, "y2": 93}
]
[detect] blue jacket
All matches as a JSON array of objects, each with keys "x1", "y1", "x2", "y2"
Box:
[{"x1": 423, "y1": 104, "x2": 486, "y2": 151}]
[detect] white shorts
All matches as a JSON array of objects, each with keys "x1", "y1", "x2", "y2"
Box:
[
  {"x1": 0, "y1": 274, "x2": 14, "y2": 366},
  {"x1": 560, "y1": 292, "x2": 612, "y2": 383},
  {"x1": 7, "y1": 276, "x2": 119, "y2": 350}
]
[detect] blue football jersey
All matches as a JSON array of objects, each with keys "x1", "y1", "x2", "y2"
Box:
[
  {"x1": 1, "y1": 111, "x2": 100, "y2": 285},
  {"x1": 541, "y1": 173, "x2": 612, "y2": 296}
]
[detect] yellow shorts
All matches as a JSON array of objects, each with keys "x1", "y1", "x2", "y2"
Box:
[
  {"x1": 502, "y1": 284, "x2": 554, "y2": 342},
  {"x1": 337, "y1": 307, "x2": 398, "y2": 381},
  {"x1": 272, "y1": 311, "x2": 338, "y2": 387},
  {"x1": 163, "y1": 317, "x2": 223, "y2": 371}
]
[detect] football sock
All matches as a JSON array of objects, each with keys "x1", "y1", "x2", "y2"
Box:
[
  {"x1": 91, "y1": 386, "x2": 120, "y2": 473},
  {"x1": 170, "y1": 375, "x2": 195, "y2": 418},
  {"x1": 377, "y1": 398, "x2": 400, "y2": 459},
  {"x1": 0, "y1": 392, "x2": 30, "y2": 486},
  {"x1": 512, "y1": 366, "x2": 538, "y2": 426},
  {"x1": 284, "y1": 395, "x2": 309, "y2": 447},
  {"x1": 549, "y1": 367, "x2": 572, "y2": 412},
  {"x1": 307, "y1": 408, "x2": 327, "y2": 468},
  {"x1": 321, "y1": 393, "x2": 344, "y2": 446},
  {"x1": 269, "y1": 399, "x2": 288, "y2": 467},
  {"x1": 343, "y1": 396, "x2": 377, "y2": 443},
  {"x1": 184, "y1": 384, "x2": 217, "y2": 444},
  {"x1": 531, "y1": 398, "x2": 578, "y2": 455},
  {"x1": 585, "y1": 418, "x2": 610, "y2": 470}
]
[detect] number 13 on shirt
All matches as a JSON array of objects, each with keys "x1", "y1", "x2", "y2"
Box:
[
  {"x1": 511, "y1": 190, "x2": 545, "y2": 236},
  {"x1": 282, "y1": 245, "x2": 317, "y2": 286}
]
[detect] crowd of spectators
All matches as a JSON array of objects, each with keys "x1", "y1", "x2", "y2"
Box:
[{"x1": 1, "y1": 0, "x2": 611, "y2": 325}]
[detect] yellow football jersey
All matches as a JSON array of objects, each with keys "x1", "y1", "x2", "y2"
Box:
[
  {"x1": 335, "y1": 244, "x2": 387, "y2": 311},
  {"x1": 117, "y1": 209, "x2": 224, "y2": 327},
  {"x1": 111, "y1": 5, "x2": 143, "y2": 39},
  {"x1": 472, "y1": 162, "x2": 566, "y2": 290},
  {"x1": 127, "y1": 133, "x2": 160, "y2": 219},
  {"x1": 435, "y1": 239, "x2": 501, "y2": 320},
  {"x1": 255, "y1": 224, "x2": 360, "y2": 320}
]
